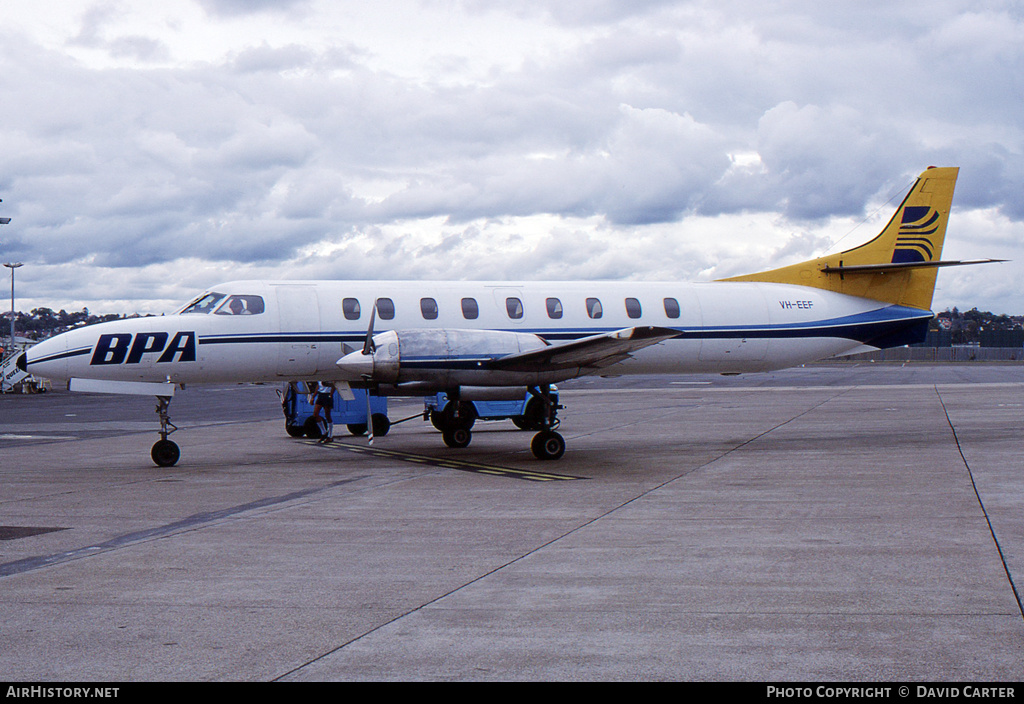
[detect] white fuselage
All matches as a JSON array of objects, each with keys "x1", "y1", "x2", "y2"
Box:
[{"x1": 24, "y1": 279, "x2": 931, "y2": 388}]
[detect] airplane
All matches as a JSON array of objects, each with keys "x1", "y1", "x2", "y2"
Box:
[{"x1": 9, "y1": 166, "x2": 1000, "y2": 466}]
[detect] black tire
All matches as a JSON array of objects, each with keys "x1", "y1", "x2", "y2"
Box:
[
  {"x1": 441, "y1": 401, "x2": 476, "y2": 431},
  {"x1": 442, "y1": 426, "x2": 472, "y2": 448},
  {"x1": 151, "y1": 439, "x2": 180, "y2": 467},
  {"x1": 429, "y1": 410, "x2": 446, "y2": 432},
  {"x1": 303, "y1": 416, "x2": 323, "y2": 439},
  {"x1": 371, "y1": 414, "x2": 390, "y2": 437},
  {"x1": 347, "y1": 423, "x2": 368, "y2": 436},
  {"x1": 531, "y1": 430, "x2": 565, "y2": 460},
  {"x1": 286, "y1": 423, "x2": 306, "y2": 438},
  {"x1": 512, "y1": 397, "x2": 546, "y2": 430}
]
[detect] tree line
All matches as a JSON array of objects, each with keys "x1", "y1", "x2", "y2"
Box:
[
  {"x1": 5, "y1": 307, "x2": 135, "y2": 340},
  {"x1": 933, "y1": 307, "x2": 1024, "y2": 346}
]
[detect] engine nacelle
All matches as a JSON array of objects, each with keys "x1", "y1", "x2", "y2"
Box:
[{"x1": 336, "y1": 328, "x2": 552, "y2": 387}]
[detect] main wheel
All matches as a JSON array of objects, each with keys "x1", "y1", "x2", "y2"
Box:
[
  {"x1": 439, "y1": 401, "x2": 476, "y2": 432},
  {"x1": 442, "y1": 426, "x2": 472, "y2": 448},
  {"x1": 531, "y1": 430, "x2": 565, "y2": 460},
  {"x1": 347, "y1": 423, "x2": 368, "y2": 436},
  {"x1": 285, "y1": 423, "x2": 306, "y2": 438},
  {"x1": 151, "y1": 439, "x2": 181, "y2": 467}
]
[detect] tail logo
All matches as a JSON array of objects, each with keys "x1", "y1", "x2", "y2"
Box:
[{"x1": 892, "y1": 206, "x2": 939, "y2": 263}]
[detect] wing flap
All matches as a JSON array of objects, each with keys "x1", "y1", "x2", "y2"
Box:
[{"x1": 489, "y1": 326, "x2": 679, "y2": 373}]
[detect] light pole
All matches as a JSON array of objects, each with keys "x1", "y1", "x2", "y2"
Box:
[
  {"x1": 1, "y1": 198, "x2": 12, "y2": 353},
  {"x1": 4, "y1": 262, "x2": 22, "y2": 352}
]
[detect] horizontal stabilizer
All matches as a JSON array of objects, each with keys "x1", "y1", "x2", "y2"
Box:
[
  {"x1": 822, "y1": 258, "x2": 1006, "y2": 275},
  {"x1": 490, "y1": 326, "x2": 678, "y2": 372}
]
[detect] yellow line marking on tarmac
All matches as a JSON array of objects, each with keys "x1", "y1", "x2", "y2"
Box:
[{"x1": 300, "y1": 439, "x2": 583, "y2": 482}]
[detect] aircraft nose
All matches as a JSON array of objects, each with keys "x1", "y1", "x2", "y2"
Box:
[{"x1": 24, "y1": 334, "x2": 71, "y2": 381}]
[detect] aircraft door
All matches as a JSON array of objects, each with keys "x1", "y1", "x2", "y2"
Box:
[{"x1": 275, "y1": 285, "x2": 321, "y2": 376}]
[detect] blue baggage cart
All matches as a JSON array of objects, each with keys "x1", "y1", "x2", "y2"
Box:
[
  {"x1": 424, "y1": 387, "x2": 558, "y2": 432},
  {"x1": 281, "y1": 381, "x2": 389, "y2": 438}
]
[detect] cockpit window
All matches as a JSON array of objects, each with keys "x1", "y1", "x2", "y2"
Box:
[
  {"x1": 180, "y1": 292, "x2": 227, "y2": 314},
  {"x1": 214, "y1": 295, "x2": 265, "y2": 315}
]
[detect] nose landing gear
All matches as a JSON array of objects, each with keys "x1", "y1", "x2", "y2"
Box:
[{"x1": 151, "y1": 395, "x2": 180, "y2": 467}]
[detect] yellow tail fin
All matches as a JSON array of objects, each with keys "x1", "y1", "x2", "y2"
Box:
[{"x1": 721, "y1": 166, "x2": 959, "y2": 310}]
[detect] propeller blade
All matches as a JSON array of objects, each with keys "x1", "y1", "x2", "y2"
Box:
[
  {"x1": 365, "y1": 385, "x2": 374, "y2": 445},
  {"x1": 362, "y1": 301, "x2": 377, "y2": 356},
  {"x1": 363, "y1": 301, "x2": 377, "y2": 444}
]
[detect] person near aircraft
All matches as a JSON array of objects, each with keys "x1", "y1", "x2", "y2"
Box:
[{"x1": 310, "y1": 381, "x2": 336, "y2": 444}]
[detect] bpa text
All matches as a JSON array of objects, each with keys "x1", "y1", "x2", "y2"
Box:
[{"x1": 90, "y1": 332, "x2": 197, "y2": 365}]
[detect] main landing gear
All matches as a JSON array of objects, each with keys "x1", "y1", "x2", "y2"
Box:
[
  {"x1": 151, "y1": 395, "x2": 180, "y2": 467},
  {"x1": 429, "y1": 395, "x2": 476, "y2": 449},
  {"x1": 431, "y1": 385, "x2": 565, "y2": 460},
  {"x1": 526, "y1": 385, "x2": 564, "y2": 460}
]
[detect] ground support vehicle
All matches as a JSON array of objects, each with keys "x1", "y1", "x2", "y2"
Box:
[{"x1": 281, "y1": 381, "x2": 389, "y2": 438}]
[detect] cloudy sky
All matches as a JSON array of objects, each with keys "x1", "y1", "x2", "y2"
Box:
[{"x1": 1, "y1": 0, "x2": 1022, "y2": 315}]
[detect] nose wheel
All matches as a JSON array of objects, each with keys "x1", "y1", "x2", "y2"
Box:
[{"x1": 151, "y1": 395, "x2": 180, "y2": 467}]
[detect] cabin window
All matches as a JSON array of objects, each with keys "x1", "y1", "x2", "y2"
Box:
[
  {"x1": 546, "y1": 297, "x2": 563, "y2": 319},
  {"x1": 214, "y1": 295, "x2": 265, "y2": 316},
  {"x1": 663, "y1": 297, "x2": 680, "y2": 319},
  {"x1": 461, "y1": 297, "x2": 479, "y2": 320},
  {"x1": 506, "y1": 297, "x2": 524, "y2": 319},
  {"x1": 624, "y1": 297, "x2": 642, "y2": 319},
  {"x1": 181, "y1": 292, "x2": 226, "y2": 314},
  {"x1": 420, "y1": 297, "x2": 438, "y2": 320},
  {"x1": 343, "y1": 298, "x2": 361, "y2": 320},
  {"x1": 586, "y1": 297, "x2": 603, "y2": 319},
  {"x1": 375, "y1": 297, "x2": 395, "y2": 320}
]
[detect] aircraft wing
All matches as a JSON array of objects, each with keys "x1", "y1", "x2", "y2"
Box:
[{"x1": 489, "y1": 326, "x2": 679, "y2": 372}]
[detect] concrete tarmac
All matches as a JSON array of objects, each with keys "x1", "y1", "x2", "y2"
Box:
[{"x1": 1, "y1": 364, "x2": 1022, "y2": 681}]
